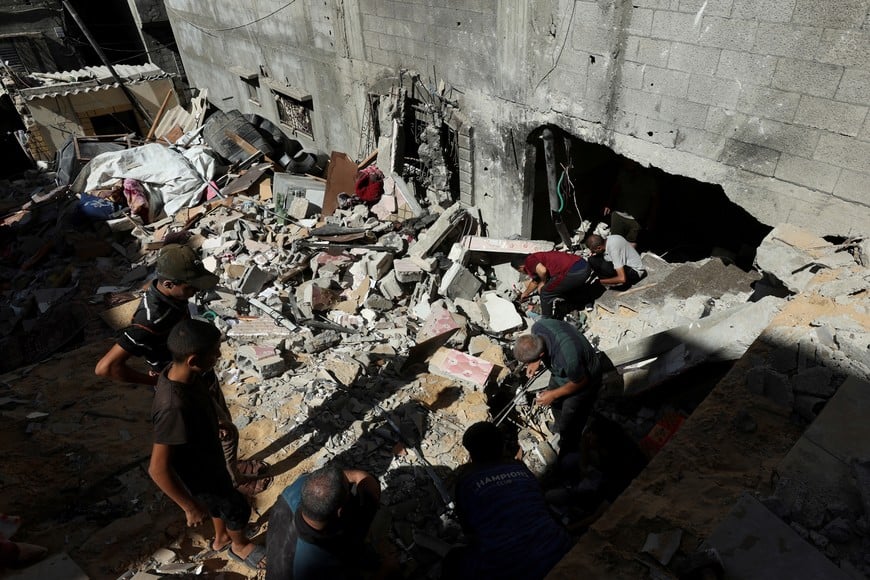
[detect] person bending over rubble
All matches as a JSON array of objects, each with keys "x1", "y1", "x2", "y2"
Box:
[
  {"x1": 584, "y1": 233, "x2": 646, "y2": 290},
  {"x1": 513, "y1": 319, "x2": 602, "y2": 459},
  {"x1": 265, "y1": 464, "x2": 389, "y2": 580},
  {"x1": 511, "y1": 251, "x2": 592, "y2": 318},
  {"x1": 148, "y1": 319, "x2": 266, "y2": 570},
  {"x1": 443, "y1": 421, "x2": 573, "y2": 580},
  {"x1": 96, "y1": 244, "x2": 271, "y2": 496}
]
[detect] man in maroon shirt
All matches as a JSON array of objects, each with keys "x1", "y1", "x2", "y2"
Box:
[{"x1": 512, "y1": 251, "x2": 591, "y2": 318}]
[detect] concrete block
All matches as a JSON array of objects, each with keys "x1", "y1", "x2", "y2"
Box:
[
  {"x1": 731, "y1": 0, "x2": 796, "y2": 22},
  {"x1": 481, "y1": 292, "x2": 523, "y2": 333},
  {"x1": 697, "y1": 16, "x2": 758, "y2": 49},
  {"x1": 755, "y1": 224, "x2": 856, "y2": 292},
  {"x1": 428, "y1": 347, "x2": 495, "y2": 388},
  {"x1": 753, "y1": 22, "x2": 821, "y2": 59},
  {"x1": 629, "y1": 37, "x2": 671, "y2": 68},
  {"x1": 393, "y1": 258, "x2": 424, "y2": 283},
  {"x1": 438, "y1": 262, "x2": 483, "y2": 301},
  {"x1": 815, "y1": 29, "x2": 870, "y2": 69},
  {"x1": 634, "y1": 115, "x2": 679, "y2": 147},
  {"x1": 572, "y1": 25, "x2": 612, "y2": 55},
  {"x1": 794, "y1": 96, "x2": 868, "y2": 137},
  {"x1": 814, "y1": 132, "x2": 870, "y2": 173},
  {"x1": 300, "y1": 280, "x2": 338, "y2": 311},
  {"x1": 237, "y1": 345, "x2": 286, "y2": 379},
  {"x1": 226, "y1": 316, "x2": 295, "y2": 339},
  {"x1": 792, "y1": 0, "x2": 867, "y2": 29},
  {"x1": 716, "y1": 50, "x2": 777, "y2": 85},
  {"x1": 417, "y1": 300, "x2": 461, "y2": 342},
  {"x1": 677, "y1": 0, "x2": 733, "y2": 17},
  {"x1": 238, "y1": 265, "x2": 274, "y2": 294},
  {"x1": 774, "y1": 154, "x2": 841, "y2": 192},
  {"x1": 687, "y1": 74, "x2": 741, "y2": 107},
  {"x1": 408, "y1": 202, "x2": 465, "y2": 268},
  {"x1": 621, "y1": 61, "x2": 647, "y2": 90},
  {"x1": 666, "y1": 42, "x2": 720, "y2": 75},
  {"x1": 617, "y1": 88, "x2": 662, "y2": 118},
  {"x1": 627, "y1": 7, "x2": 654, "y2": 35},
  {"x1": 674, "y1": 127, "x2": 725, "y2": 158},
  {"x1": 835, "y1": 68, "x2": 870, "y2": 106},
  {"x1": 378, "y1": 270, "x2": 405, "y2": 300},
  {"x1": 363, "y1": 251, "x2": 394, "y2": 281},
  {"x1": 736, "y1": 117, "x2": 821, "y2": 157},
  {"x1": 642, "y1": 66, "x2": 690, "y2": 98},
  {"x1": 719, "y1": 139, "x2": 779, "y2": 176},
  {"x1": 833, "y1": 169, "x2": 870, "y2": 204},
  {"x1": 736, "y1": 86, "x2": 800, "y2": 122},
  {"x1": 650, "y1": 10, "x2": 700, "y2": 42},
  {"x1": 658, "y1": 96, "x2": 709, "y2": 129},
  {"x1": 772, "y1": 59, "x2": 844, "y2": 99},
  {"x1": 288, "y1": 196, "x2": 312, "y2": 219}
]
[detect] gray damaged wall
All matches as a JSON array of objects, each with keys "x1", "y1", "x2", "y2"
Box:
[{"x1": 165, "y1": 0, "x2": 870, "y2": 238}]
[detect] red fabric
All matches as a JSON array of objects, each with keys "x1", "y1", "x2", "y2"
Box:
[
  {"x1": 354, "y1": 166, "x2": 384, "y2": 204},
  {"x1": 523, "y1": 252, "x2": 581, "y2": 286}
]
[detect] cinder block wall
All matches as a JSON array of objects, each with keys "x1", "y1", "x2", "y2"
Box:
[{"x1": 165, "y1": 0, "x2": 870, "y2": 237}]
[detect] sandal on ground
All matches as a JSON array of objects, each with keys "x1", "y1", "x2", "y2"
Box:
[
  {"x1": 211, "y1": 539, "x2": 231, "y2": 553},
  {"x1": 235, "y1": 459, "x2": 269, "y2": 477},
  {"x1": 236, "y1": 475, "x2": 273, "y2": 496},
  {"x1": 227, "y1": 544, "x2": 266, "y2": 570}
]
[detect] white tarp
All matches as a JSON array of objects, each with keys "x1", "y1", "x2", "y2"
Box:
[{"x1": 83, "y1": 144, "x2": 217, "y2": 217}]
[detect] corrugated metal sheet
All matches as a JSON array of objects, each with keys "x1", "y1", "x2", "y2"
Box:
[{"x1": 19, "y1": 64, "x2": 172, "y2": 101}]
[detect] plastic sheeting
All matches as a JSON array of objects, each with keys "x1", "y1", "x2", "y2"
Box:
[{"x1": 81, "y1": 144, "x2": 217, "y2": 218}]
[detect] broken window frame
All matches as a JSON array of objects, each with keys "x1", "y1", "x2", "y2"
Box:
[{"x1": 271, "y1": 88, "x2": 314, "y2": 140}]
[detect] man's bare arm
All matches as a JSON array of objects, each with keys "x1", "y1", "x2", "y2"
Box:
[
  {"x1": 599, "y1": 266, "x2": 627, "y2": 286},
  {"x1": 148, "y1": 443, "x2": 208, "y2": 526}
]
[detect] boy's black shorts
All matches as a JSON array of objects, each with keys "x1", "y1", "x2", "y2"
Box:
[{"x1": 194, "y1": 488, "x2": 250, "y2": 531}]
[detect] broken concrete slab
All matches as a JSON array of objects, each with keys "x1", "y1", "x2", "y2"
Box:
[
  {"x1": 378, "y1": 270, "x2": 406, "y2": 300},
  {"x1": 428, "y1": 347, "x2": 494, "y2": 389},
  {"x1": 460, "y1": 235, "x2": 554, "y2": 254},
  {"x1": 755, "y1": 224, "x2": 856, "y2": 293},
  {"x1": 408, "y1": 203, "x2": 466, "y2": 271},
  {"x1": 226, "y1": 316, "x2": 295, "y2": 339},
  {"x1": 237, "y1": 344, "x2": 286, "y2": 379},
  {"x1": 238, "y1": 265, "x2": 275, "y2": 294},
  {"x1": 705, "y1": 494, "x2": 850, "y2": 580},
  {"x1": 480, "y1": 291, "x2": 523, "y2": 333}
]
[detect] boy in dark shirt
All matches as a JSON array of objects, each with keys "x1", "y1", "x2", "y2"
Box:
[{"x1": 148, "y1": 319, "x2": 265, "y2": 570}]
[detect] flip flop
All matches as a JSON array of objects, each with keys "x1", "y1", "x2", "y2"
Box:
[
  {"x1": 211, "y1": 539, "x2": 231, "y2": 552},
  {"x1": 227, "y1": 544, "x2": 266, "y2": 570},
  {"x1": 236, "y1": 475, "x2": 273, "y2": 497},
  {"x1": 235, "y1": 459, "x2": 269, "y2": 477}
]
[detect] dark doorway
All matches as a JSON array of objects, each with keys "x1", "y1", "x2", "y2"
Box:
[
  {"x1": 526, "y1": 126, "x2": 772, "y2": 269},
  {"x1": 89, "y1": 110, "x2": 140, "y2": 136}
]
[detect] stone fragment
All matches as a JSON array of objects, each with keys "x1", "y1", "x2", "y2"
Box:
[
  {"x1": 324, "y1": 354, "x2": 363, "y2": 386},
  {"x1": 238, "y1": 265, "x2": 274, "y2": 294},
  {"x1": 755, "y1": 224, "x2": 855, "y2": 293},
  {"x1": 393, "y1": 258, "x2": 424, "y2": 283},
  {"x1": 304, "y1": 330, "x2": 342, "y2": 354},
  {"x1": 428, "y1": 347, "x2": 494, "y2": 388},
  {"x1": 371, "y1": 194, "x2": 397, "y2": 220},
  {"x1": 454, "y1": 298, "x2": 486, "y2": 327},
  {"x1": 438, "y1": 262, "x2": 482, "y2": 301},
  {"x1": 288, "y1": 196, "x2": 312, "y2": 219},
  {"x1": 379, "y1": 270, "x2": 405, "y2": 300},
  {"x1": 481, "y1": 291, "x2": 523, "y2": 333},
  {"x1": 408, "y1": 203, "x2": 465, "y2": 271},
  {"x1": 417, "y1": 301, "x2": 461, "y2": 343},
  {"x1": 468, "y1": 335, "x2": 494, "y2": 356},
  {"x1": 237, "y1": 345, "x2": 285, "y2": 379},
  {"x1": 364, "y1": 293, "x2": 392, "y2": 311}
]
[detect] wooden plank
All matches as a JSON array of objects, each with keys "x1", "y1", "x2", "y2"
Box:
[
  {"x1": 146, "y1": 89, "x2": 174, "y2": 141},
  {"x1": 322, "y1": 151, "x2": 357, "y2": 216}
]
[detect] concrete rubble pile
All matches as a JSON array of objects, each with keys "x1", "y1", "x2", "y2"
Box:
[{"x1": 4, "y1": 78, "x2": 868, "y2": 576}]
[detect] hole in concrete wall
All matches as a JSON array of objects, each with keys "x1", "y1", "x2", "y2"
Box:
[{"x1": 525, "y1": 126, "x2": 772, "y2": 268}]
